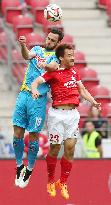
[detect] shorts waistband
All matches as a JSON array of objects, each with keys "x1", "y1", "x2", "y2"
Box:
[{"x1": 52, "y1": 106, "x2": 75, "y2": 110}]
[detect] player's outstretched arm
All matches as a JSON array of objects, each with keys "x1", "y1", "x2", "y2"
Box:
[
  {"x1": 31, "y1": 77, "x2": 44, "y2": 99},
  {"x1": 19, "y1": 36, "x2": 36, "y2": 60},
  {"x1": 77, "y1": 81, "x2": 101, "y2": 110},
  {"x1": 38, "y1": 61, "x2": 59, "y2": 72}
]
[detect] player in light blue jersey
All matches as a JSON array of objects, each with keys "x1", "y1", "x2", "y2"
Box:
[{"x1": 13, "y1": 28, "x2": 64, "y2": 188}]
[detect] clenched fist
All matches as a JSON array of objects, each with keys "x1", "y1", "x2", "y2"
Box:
[
  {"x1": 19, "y1": 36, "x2": 26, "y2": 45},
  {"x1": 92, "y1": 102, "x2": 101, "y2": 111}
]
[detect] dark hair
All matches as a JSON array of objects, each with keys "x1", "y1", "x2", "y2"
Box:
[
  {"x1": 50, "y1": 27, "x2": 64, "y2": 41},
  {"x1": 55, "y1": 43, "x2": 73, "y2": 59}
]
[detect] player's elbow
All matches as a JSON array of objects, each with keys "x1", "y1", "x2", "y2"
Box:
[
  {"x1": 79, "y1": 88, "x2": 85, "y2": 96},
  {"x1": 22, "y1": 54, "x2": 30, "y2": 60},
  {"x1": 45, "y1": 62, "x2": 58, "y2": 72},
  {"x1": 46, "y1": 66, "x2": 56, "y2": 72}
]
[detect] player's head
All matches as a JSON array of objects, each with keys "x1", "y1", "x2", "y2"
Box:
[
  {"x1": 55, "y1": 43, "x2": 74, "y2": 68},
  {"x1": 45, "y1": 27, "x2": 64, "y2": 50}
]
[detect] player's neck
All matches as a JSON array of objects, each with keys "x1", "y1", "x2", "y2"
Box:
[{"x1": 60, "y1": 64, "x2": 72, "y2": 70}]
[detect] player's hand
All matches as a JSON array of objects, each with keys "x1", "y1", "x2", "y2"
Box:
[
  {"x1": 37, "y1": 62, "x2": 46, "y2": 69},
  {"x1": 19, "y1": 36, "x2": 26, "y2": 45},
  {"x1": 92, "y1": 102, "x2": 101, "y2": 110},
  {"x1": 31, "y1": 89, "x2": 40, "y2": 99}
]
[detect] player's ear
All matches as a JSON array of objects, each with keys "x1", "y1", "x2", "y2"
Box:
[{"x1": 58, "y1": 40, "x2": 61, "y2": 45}]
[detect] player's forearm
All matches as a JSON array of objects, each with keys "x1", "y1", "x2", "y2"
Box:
[
  {"x1": 21, "y1": 44, "x2": 30, "y2": 60},
  {"x1": 44, "y1": 63, "x2": 58, "y2": 72},
  {"x1": 80, "y1": 88, "x2": 97, "y2": 105},
  {"x1": 31, "y1": 77, "x2": 44, "y2": 90}
]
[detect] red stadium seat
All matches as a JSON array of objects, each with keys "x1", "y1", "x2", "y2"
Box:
[
  {"x1": 83, "y1": 80, "x2": 99, "y2": 92},
  {"x1": 80, "y1": 67, "x2": 98, "y2": 79},
  {"x1": 77, "y1": 103, "x2": 91, "y2": 117},
  {"x1": 98, "y1": 0, "x2": 107, "y2": 9},
  {"x1": 25, "y1": 0, "x2": 31, "y2": 6},
  {"x1": 30, "y1": 0, "x2": 49, "y2": 11},
  {"x1": 43, "y1": 19, "x2": 64, "y2": 34},
  {"x1": 12, "y1": 65, "x2": 26, "y2": 83},
  {"x1": 79, "y1": 67, "x2": 99, "y2": 91},
  {"x1": 106, "y1": 0, "x2": 111, "y2": 14},
  {"x1": 30, "y1": 0, "x2": 49, "y2": 24},
  {"x1": 13, "y1": 14, "x2": 34, "y2": 39},
  {"x1": 12, "y1": 49, "x2": 26, "y2": 83},
  {"x1": 74, "y1": 50, "x2": 87, "y2": 70},
  {"x1": 101, "y1": 103, "x2": 111, "y2": 117},
  {"x1": 12, "y1": 49, "x2": 25, "y2": 62},
  {"x1": 90, "y1": 85, "x2": 111, "y2": 105},
  {"x1": 77, "y1": 103, "x2": 91, "y2": 128},
  {"x1": 5, "y1": 7, "x2": 23, "y2": 25},
  {"x1": 26, "y1": 32, "x2": 45, "y2": 49},
  {"x1": 61, "y1": 34, "x2": 75, "y2": 48},
  {"x1": 1, "y1": 0, "x2": 21, "y2": 16},
  {"x1": 0, "y1": 32, "x2": 8, "y2": 63}
]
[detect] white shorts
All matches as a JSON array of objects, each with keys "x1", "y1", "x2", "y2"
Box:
[{"x1": 47, "y1": 107, "x2": 80, "y2": 144}]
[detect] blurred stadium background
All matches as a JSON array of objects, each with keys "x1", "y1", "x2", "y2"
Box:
[{"x1": 0, "y1": 0, "x2": 111, "y2": 204}]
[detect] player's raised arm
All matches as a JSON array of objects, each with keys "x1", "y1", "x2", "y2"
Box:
[
  {"x1": 77, "y1": 81, "x2": 101, "y2": 110},
  {"x1": 19, "y1": 36, "x2": 36, "y2": 60}
]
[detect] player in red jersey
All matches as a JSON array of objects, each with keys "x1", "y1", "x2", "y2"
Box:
[{"x1": 31, "y1": 44, "x2": 101, "y2": 199}]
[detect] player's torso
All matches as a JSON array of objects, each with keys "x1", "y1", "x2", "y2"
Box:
[
  {"x1": 50, "y1": 67, "x2": 80, "y2": 105},
  {"x1": 22, "y1": 46, "x2": 55, "y2": 91},
  {"x1": 51, "y1": 67, "x2": 79, "y2": 93}
]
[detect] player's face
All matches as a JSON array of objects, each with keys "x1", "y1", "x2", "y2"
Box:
[
  {"x1": 61, "y1": 49, "x2": 74, "y2": 68},
  {"x1": 45, "y1": 32, "x2": 60, "y2": 50}
]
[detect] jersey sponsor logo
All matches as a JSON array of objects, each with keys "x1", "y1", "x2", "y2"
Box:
[
  {"x1": 64, "y1": 76, "x2": 77, "y2": 88},
  {"x1": 35, "y1": 56, "x2": 46, "y2": 63}
]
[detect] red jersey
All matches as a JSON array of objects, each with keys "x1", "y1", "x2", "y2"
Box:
[{"x1": 41, "y1": 66, "x2": 81, "y2": 107}]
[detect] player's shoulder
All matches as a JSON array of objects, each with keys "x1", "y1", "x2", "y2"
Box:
[
  {"x1": 71, "y1": 66, "x2": 78, "y2": 74},
  {"x1": 33, "y1": 45, "x2": 41, "y2": 49},
  {"x1": 31, "y1": 45, "x2": 42, "y2": 53}
]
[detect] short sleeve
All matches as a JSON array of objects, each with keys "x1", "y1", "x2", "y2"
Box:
[
  {"x1": 41, "y1": 71, "x2": 54, "y2": 82},
  {"x1": 30, "y1": 46, "x2": 41, "y2": 55},
  {"x1": 46, "y1": 55, "x2": 60, "y2": 64}
]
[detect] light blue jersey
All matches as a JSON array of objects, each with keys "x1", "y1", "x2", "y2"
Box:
[
  {"x1": 20, "y1": 46, "x2": 59, "y2": 95},
  {"x1": 13, "y1": 46, "x2": 59, "y2": 132}
]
